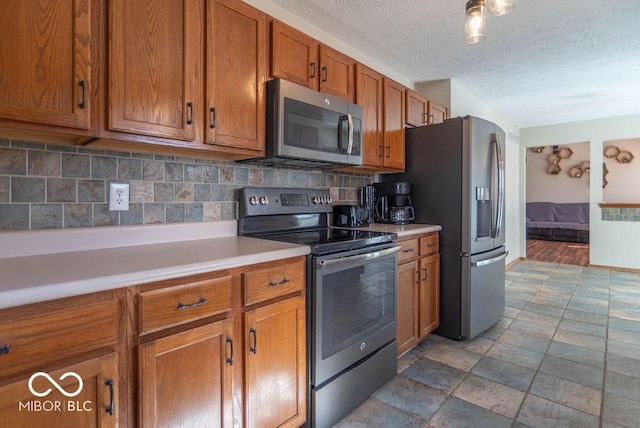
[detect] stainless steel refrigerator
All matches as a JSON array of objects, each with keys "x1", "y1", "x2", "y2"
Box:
[{"x1": 383, "y1": 115, "x2": 507, "y2": 340}]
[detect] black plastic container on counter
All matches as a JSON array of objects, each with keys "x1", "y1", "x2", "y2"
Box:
[{"x1": 332, "y1": 205, "x2": 370, "y2": 227}]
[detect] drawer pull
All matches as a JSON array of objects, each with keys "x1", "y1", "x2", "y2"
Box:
[
  {"x1": 402, "y1": 248, "x2": 415, "y2": 253},
  {"x1": 226, "y1": 338, "x2": 234, "y2": 365},
  {"x1": 422, "y1": 268, "x2": 428, "y2": 281},
  {"x1": 0, "y1": 344, "x2": 11, "y2": 355},
  {"x1": 177, "y1": 297, "x2": 208, "y2": 310},
  {"x1": 268, "y1": 277, "x2": 289, "y2": 287},
  {"x1": 105, "y1": 379, "x2": 114, "y2": 416},
  {"x1": 249, "y1": 328, "x2": 257, "y2": 354}
]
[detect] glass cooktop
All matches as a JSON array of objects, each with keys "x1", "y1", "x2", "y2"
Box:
[{"x1": 258, "y1": 228, "x2": 396, "y2": 255}]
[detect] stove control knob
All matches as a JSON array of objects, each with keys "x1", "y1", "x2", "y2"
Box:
[
  {"x1": 312, "y1": 196, "x2": 320, "y2": 204},
  {"x1": 322, "y1": 197, "x2": 328, "y2": 204},
  {"x1": 249, "y1": 196, "x2": 258, "y2": 206},
  {"x1": 327, "y1": 197, "x2": 333, "y2": 205},
  {"x1": 259, "y1": 196, "x2": 268, "y2": 205}
]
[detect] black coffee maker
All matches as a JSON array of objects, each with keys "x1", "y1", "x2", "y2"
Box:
[{"x1": 373, "y1": 181, "x2": 415, "y2": 225}]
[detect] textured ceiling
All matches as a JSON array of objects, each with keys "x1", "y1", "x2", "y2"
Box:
[{"x1": 269, "y1": 0, "x2": 640, "y2": 128}]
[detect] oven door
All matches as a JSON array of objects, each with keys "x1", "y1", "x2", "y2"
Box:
[{"x1": 311, "y1": 244, "x2": 400, "y2": 387}]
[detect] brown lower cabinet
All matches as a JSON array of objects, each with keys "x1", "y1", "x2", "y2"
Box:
[
  {"x1": 137, "y1": 256, "x2": 307, "y2": 428},
  {"x1": 139, "y1": 320, "x2": 234, "y2": 427},
  {"x1": 0, "y1": 293, "x2": 120, "y2": 428},
  {"x1": 396, "y1": 232, "x2": 440, "y2": 356},
  {"x1": 0, "y1": 256, "x2": 307, "y2": 428}
]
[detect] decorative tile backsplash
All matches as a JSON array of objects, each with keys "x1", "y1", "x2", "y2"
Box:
[
  {"x1": 0, "y1": 139, "x2": 373, "y2": 231},
  {"x1": 601, "y1": 207, "x2": 640, "y2": 222}
]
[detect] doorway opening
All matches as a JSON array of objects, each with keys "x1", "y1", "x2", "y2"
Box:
[{"x1": 525, "y1": 142, "x2": 590, "y2": 267}]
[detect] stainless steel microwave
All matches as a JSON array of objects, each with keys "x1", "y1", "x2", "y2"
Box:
[{"x1": 240, "y1": 78, "x2": 363, "y2": 169}]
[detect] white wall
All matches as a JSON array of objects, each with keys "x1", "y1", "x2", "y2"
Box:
[
  {"x1": 521, "y1": 114, "x2": 640, "y2": 270},
  {"x1": 526, "y1": 142, "x2": 590, "y2": 203},
  {"x1": 602, "y1": 138, "x2": 640, "y2": 202}
]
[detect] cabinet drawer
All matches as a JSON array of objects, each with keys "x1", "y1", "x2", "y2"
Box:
[
  {"x1": 243, "y1": 260, "x2": 305, "y2": 306},
  {"x1": 420, "y1": 234, "x2": 439, "y2": 256},
  {"x1": 139, "y1": 276, "x2": 233, "y2": 335},
  {"x1": 0, "y1": 299, "x2": 118, "y2": 378},
  {"x1": 397, "y1": 238, "x2": 420, "y2": 263}
]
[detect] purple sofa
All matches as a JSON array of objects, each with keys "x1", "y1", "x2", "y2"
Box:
[{"x1": 526, "y1": 202, "x2": 589, "y2": 243}]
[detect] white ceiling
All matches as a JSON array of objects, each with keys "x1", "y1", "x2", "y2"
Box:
[{"x1": 268, "y1": 0, "x2": 640, "y2": 128}]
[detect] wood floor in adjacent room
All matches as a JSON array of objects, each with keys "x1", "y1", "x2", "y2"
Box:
[{"x1": 526, "y1": 239, "x2": 590, "y2": 267}]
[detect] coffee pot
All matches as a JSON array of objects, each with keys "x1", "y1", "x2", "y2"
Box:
[
  {"x1": 390, "y1": 206, "x2": 415, "y2": 224},
  {"x1": 372, "y1": 181, "x2": 415, "y2": 225}
]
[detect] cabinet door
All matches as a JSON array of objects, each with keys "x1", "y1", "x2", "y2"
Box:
[
  {"x1": 382, "y1": 78, "x2": 406, "y2": 170},
  {"x1": 271, "y1": 20, "x2": 318, "y2": 89},
  {"x1": 0, "y1": 353, "x2": 118, "y2": 428},
  {"x1": 428, "y1": 101, "x2": 447, "y2": 125},
  {"x1": 405, "y1": 89, "x2": 428, "y2": 127},
  {"x1": 207, "y1": 0, "x2": 266, "y2": 152},
  {"x1": 319, "y1": 46, "x2": 355, "y2": 102},
  {"x1": 139, "y1": 320, "x2": 234, "y2": 427},
  {"x1": 397, "y1": 260, "x2": 419, "y2": 356},
  {"x1": 0, "y1": 0, "x2": 92, "y2": 130},
  {"x1": 109, "y1": 0, "x2": 203, "y2": 141},
  {"x1": 355, "y1": 64, "x2": 384, "y2": 168},
  {"x1": 244, "y1": 296, "x2": 306, "y2": 428},
  {"x1": 418, "y1": 254, "x2": 440, "y2": 338}
]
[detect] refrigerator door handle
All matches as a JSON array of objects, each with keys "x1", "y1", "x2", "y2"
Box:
[
  {"x1": 471, "y1": 250, "x2": 509, "y2": 267},
  {"x1": 491, "y1": 133, "x2": 505, "y2": 238}
]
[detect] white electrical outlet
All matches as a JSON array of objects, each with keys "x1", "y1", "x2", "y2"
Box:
[{"x1": 109, "y1": 183, "x2": 130, "y2": 211}]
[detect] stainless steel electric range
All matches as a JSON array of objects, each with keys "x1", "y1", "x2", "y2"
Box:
[{"x1": 238, "y1": 187, "x2": 400, "y2": 428}]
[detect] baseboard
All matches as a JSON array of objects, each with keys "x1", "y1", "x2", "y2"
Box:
[
  {"x1": 506, "y1": 257, "x2": 526, "y2": 269},
  {"x1": 588, "y1": 264, "x2": 640, "y2": 274}
]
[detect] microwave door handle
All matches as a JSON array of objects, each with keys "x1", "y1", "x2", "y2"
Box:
[
  {"x1": 346, "y1": 113, "x2": 354, "y2": 154},
  {"x1": 338, "y1": 114, "x2": 353, "y2": 154}
]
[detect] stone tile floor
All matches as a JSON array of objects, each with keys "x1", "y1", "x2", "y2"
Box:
[{"x1": 334, "y1": 260, "x2": 640, "y2": 428}]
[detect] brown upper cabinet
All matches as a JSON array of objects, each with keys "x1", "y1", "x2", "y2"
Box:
[
  {"x1": 0, "y1": 0, "x2": 98, "y2": 139},
  {"x1": 382, "y1": 78, "x2": 406, "y2": 171},
  {"x1": 271, "y1": 20, "x2": 355, "y2": 102},
  {"x1": 207, "y1": 0, "x2": 267, "y2": 153},
  {"x1": 108, "y1": 0, "x2": 266, "y2": 157},
  {"x1": 271, "y1": 20, "x2": 318, "y2": 89},
  {"x1": 109, "y1": 0, "x2": 204, "y2": 142},
  {"x1": 405, "y1": 89, "x2": 448, "y2": 127},
  {"x1": 355, "y1": 64, "x2": 385, "y2": 167},
  {"x1": 428, "y1": 100, "x2": 447, "y2": 125},
  {"x1": 354, "y1": 65, "x2": 405, "y2": 171},
  {"x1": 405, "y1": 89, "x2": 429, "y2": 127}
]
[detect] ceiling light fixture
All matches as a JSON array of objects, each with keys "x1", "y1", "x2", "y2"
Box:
[{"x1": 465, "y1": 0, "x2": 514, "y2": 44}]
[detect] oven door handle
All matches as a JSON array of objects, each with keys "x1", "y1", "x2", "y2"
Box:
[{"x1": 317, "y1": 245, "x2": 401, "y2": 269}]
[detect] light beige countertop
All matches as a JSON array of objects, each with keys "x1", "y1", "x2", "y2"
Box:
[
  {"x1": 340, "y1": 223, "x2": 441, "y2": 238},
  {"x1": 0, "y1": 222, "x2": 309, "y2": 310}
]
